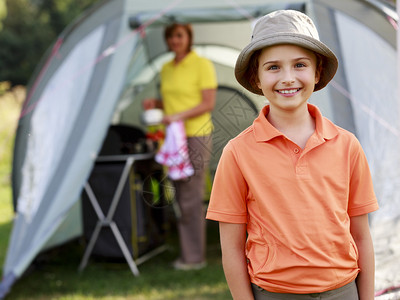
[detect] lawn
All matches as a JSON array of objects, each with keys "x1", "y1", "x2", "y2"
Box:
[
  {"x1": 0, "y1": 84, "x2": 231, "y2": 300},
  {"x1": 1, "y1": 190, "x2": 230, "y2": 300},
  {"x1": 1, "y1": 211, "x2": 229, "y2": 300},
  {"x1": 0, "y1": 83, "x2": 20, "y2": 273},
  {"x1": 0, "y1": 184, "x2": 13, "y2": 271}
]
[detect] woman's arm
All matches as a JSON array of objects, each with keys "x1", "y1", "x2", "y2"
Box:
[
  {"x1": 350, "y1": 214, "x2": 375, "y2": 300},
  {"x1": 163, "y1": 88, "x2": 216, "y2": 124},
  {"x1": 219, "y1": 222, "x2": 254, "y2": 300}
]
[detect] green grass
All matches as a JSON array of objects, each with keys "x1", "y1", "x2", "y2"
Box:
[
  {"x1": 0, "y1": 84, "x2": 19, "y2": 277},
  {"x1": 0, "y1": 82, "x2": 20, "y2": 223},
  {"x1": 0, "y1": 184, "x2": 13, "y2": 269},
  {"x1": 1, "y1": 220, "x2": 229, "y2": 300},
  {"x1": 0, "y1": 173, "x2": 230, "y2": 299}
]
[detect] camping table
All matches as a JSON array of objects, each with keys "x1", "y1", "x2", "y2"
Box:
[{"x1": 78, "y1": 152, "x2": 167, "y2": 276}]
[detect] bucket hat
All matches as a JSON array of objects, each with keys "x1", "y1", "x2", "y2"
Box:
[{"x1": 235, "y1": 10, "x2": 338, "y2": 95}]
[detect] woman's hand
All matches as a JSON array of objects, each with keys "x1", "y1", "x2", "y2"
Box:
[
  {"x1": 142, "y1": 98, "x2": 162, "y2": 110},
  {"x1": 162, "y1": 114, "x2": 181, "y2": 125}
]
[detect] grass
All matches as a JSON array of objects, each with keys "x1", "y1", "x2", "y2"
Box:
[
  {"x1": 0, "y1": 184, "x2": 13, "y2": 271},
  {"x1": 2, "y1": 220, "x2": 229, "y2": 300},
  {"x1": 0, "y1": 83, "x2": 21, "y2": 273},
  {"x1": 0, "y1": 84, "x2": 231, "y2": 300}
]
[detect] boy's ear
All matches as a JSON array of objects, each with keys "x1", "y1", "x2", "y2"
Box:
[
  {"x1": 315, "y1": 66, "x2": 321, "y2": 85},
  {"x1": 314, "y1": 56, "x2": 323, "y2": 84},
  {"x1": 256, "y1": 78, "x2": 261, "y2": 89}
]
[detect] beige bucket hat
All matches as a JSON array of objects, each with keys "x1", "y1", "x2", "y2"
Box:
[{"x1": 235, "y1": 10, "x2": 338, "y2": 95}]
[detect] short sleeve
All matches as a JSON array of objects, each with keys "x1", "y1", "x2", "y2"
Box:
[
  {"x1": 206, "y1": 142, "x2": 248, "y2": 223},
  {"x1": 348, "y1": 138, "x2": 379, "y2": 216},
  {"x1": 198, "y1": 58, "x2": 217, "y2": 90}
]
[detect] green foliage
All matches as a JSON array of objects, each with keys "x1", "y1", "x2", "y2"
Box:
[
  {"x1": 0, "y1": 80, "x2": 10, "y2": 95},
  {"x1": 35, "y1": 0, "x2": 99, "y2": 37},
  {"x1": 0, "y1": 0, "x2": 6, "y2": 30},
  {"x1": 0, "y1": 0, "x2": 98, "y2": 85},
  {"x1": 0, "y1": 0, "x2": 49, "y2": 85}
]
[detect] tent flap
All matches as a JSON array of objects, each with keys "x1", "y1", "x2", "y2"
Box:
[{"x1": 0, "y1": 272, "x2": 16, "y2": 300}]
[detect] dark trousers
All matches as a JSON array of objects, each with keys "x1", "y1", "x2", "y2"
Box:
[
  {"x1": 252, "y1": 281, "x2": 359, "y2": 300},
  {"x1": 173, "y1": 136, "x2": 212, "y2": 263}
]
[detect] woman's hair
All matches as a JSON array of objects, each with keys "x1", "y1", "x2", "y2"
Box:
[
  {"x1": 164, "y1": 23, "x2": 193, "y2": 53},
  {"x1": 245, "y1": 48, "x2": 324, "y2": 93}
]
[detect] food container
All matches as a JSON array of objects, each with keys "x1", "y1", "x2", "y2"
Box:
[{"x1": 142, "y1": 108, "x2": 164, "y2": 126}]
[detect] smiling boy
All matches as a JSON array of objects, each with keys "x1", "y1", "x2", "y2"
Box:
[
  {"x1": 206, "y1": 10, "x2": 378, "y2": 300},
  {"x1": 256, "y1": 44, "x2": 320, "y2": 149}
]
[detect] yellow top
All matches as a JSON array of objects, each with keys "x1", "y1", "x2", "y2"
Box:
[{"x1": 160, "y1": 51, "x2": 217, "y2": 136}]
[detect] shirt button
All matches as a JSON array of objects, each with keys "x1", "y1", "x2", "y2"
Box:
[{"x1": 293, "y1": 148, "x2": 300, "y2": 154}]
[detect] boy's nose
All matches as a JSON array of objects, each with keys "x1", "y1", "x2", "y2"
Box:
[
  {"x1": 282, "y1": 78, "x2": 295, "y2": 84},
  {"x1": 281, "y1": 70, "x2": 295, "y2": 85}
]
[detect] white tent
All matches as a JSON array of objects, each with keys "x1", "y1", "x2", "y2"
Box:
[{"x1": 1, "y1": 0, "x2": 398, "y2": 298}]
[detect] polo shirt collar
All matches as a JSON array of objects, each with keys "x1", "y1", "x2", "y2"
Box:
[
  {"x1": 253, "y1": 103, "x2": 339, "y2": 142},
  {"x1": 171, "y1": 51, "x2": 197, "y2": 67}
]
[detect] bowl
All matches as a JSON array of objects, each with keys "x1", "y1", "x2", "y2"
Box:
[{"x1": 142, "y1": 108, "x2": 164, "y2": 125}]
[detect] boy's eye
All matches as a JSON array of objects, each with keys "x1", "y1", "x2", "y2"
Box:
[{"x1": 268, "y1": 65, "x2": 279, "y2": 70}]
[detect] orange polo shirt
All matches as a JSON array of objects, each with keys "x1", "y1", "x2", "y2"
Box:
[{"x1": 206, "y1": 104, "x2": 378, "y2": 293}]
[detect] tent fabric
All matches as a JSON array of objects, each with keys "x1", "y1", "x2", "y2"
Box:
[{"x1": 1, "y1": 0, "x2": 399, "y2": 298}]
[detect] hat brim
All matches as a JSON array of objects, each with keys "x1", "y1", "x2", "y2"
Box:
[{"x1": 235, "y1": 33, "x2": 338, "y2": 95}]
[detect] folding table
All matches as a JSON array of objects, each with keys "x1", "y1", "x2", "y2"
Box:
[{"x1": 78, "y1": 152, "x2": 167, "y2": 276}]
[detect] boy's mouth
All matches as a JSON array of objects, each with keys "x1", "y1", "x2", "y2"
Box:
[{"x1": 277, "y1": 88, "x2": 301, "y2": 94}]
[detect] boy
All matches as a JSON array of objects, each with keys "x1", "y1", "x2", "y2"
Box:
[{"x1": 206, "y1": 10, "x2": 378, "y2": 300}]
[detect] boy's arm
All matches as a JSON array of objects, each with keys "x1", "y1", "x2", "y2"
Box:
[
  {"x1": 219, "y1": 222, "x2": 254, "y2": 300},
  {"x1": 350, "y1": 214, "x2": 375, "y2": 300}
]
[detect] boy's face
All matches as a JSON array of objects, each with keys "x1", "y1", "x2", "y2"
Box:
[{"x1": 256, "y1": 44, "x2": 320, "y2": 113}]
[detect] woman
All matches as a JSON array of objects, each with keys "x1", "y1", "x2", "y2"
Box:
[{"x1": 143, "y1": 23, "x2": 217, "y2": 270}]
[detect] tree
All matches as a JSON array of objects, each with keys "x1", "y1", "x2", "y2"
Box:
[
  {"x1": 0, "y1": 0, "x2": 51, "y2": 85},
  {"x1": 0, "y1": 0, "x2": 98, "y2": 86}
]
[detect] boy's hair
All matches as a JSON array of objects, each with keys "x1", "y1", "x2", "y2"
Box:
[
  {"x1": 246, "y1": 50, "x2": 262, "y2": 94},
  {"x1": 164, "y1": 23, "x2": 193, "y2": 53},
  {"x1": 246, "y1": 48, "x2": 324, "y2": 94}
]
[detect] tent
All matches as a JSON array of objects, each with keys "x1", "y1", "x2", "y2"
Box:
[{"x1": 1, "y1": 0, "x2": 398, "y2": 298}]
